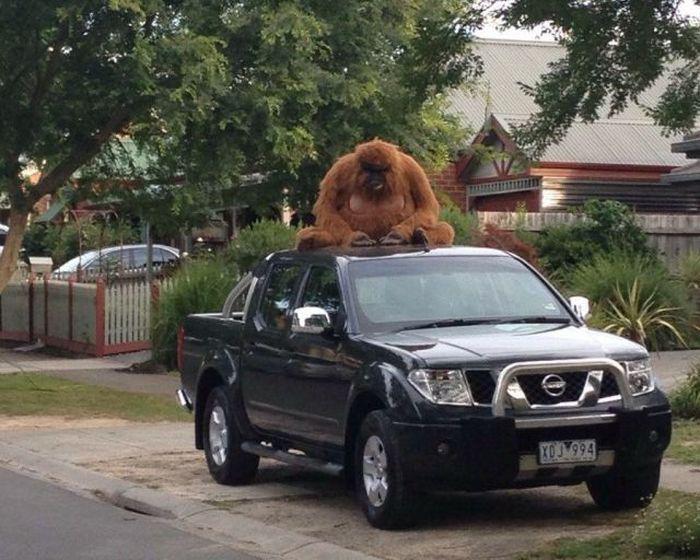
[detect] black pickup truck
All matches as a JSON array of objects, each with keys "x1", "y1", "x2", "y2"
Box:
[{"x1": 176, "y1": 246, "x2": 671, "y2": 529}]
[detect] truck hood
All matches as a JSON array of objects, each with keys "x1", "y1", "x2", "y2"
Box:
[{"x1": 365, "y1": 324, "x2": 646, "y2": 367}]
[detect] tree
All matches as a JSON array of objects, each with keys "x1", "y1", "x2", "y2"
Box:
[
  {"x1": 501, "y1": 0, "x2": 699, "y2": 156},
  {"x1": 0, "y1": 0, "x2": 484, "y2": 292}
]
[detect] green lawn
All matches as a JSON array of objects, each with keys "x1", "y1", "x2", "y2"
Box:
[
  {"x1": 0, "y1": 373, "x2": 190, "y2": 422},
  {"x1": 519, "y1": 490, "x2": 700, "y2": 560},
  {"x1": 667, "y1": 420, "x2": 700, "y2": 466}
]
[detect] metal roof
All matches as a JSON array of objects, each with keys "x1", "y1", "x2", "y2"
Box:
[{"x1": 447, "y1": 39, "x2": 690, "y2": 167}]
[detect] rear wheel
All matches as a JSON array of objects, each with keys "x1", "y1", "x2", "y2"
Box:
[
  {"x1": 355, "y1": 411, "x2": 415, "y2": 529},
  {"x1": 587, "y1": 461, "x2": 661, "y2": 510},
  {"x1": 203, "y1": 386, "x2": 259, "y2": 485}
]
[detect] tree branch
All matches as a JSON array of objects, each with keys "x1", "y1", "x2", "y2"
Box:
[{"x1": 28, "y1": 108, "x2": 133, "y2": 204}]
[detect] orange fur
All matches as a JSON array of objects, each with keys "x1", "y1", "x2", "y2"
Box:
[{"x1": 297, "y1": 139, "x2": 454, "y2": 250}]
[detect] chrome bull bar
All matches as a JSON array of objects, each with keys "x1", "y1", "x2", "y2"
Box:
[{"x1": 491, "y1": 358, "x2": 634, "y2": 417}]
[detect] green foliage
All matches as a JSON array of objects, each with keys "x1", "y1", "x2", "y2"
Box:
[
  {"x1": 670, "y1": 364, "x2": 700, "y2": 420},
  {"x1": 225, "y1": 220, "x2": 297, "y2": 273},
  {"x1": 570, "y1": 252, "x2": 693, "y2": 350},
  {"x1": 679, "y1": 252, "x2": 700, "y2": 292},
  {"x1": 537, "y1": 200, "x2": 652, "y2": 277},
  {"x1": 23, "y1": 219, "x2": 139, "y2": 266},
  {"x1": 439, "y1": 206, "x2": 479, "y2": 245},
  {"x1": 597, "y1": 279, "x2": 687, "y2": 350},
  {"x1": 0, "y1": 0, "x2": 484, "y2": 288},
  {"x1": 636, "y1": 494, "x2": 700, "y2": 558},
  {"x1": 152, "y1": 257, "x2": 238, "y2": 367},
  {"x1": 502, "y1": 1, "x2": 699, "y2": 155}
]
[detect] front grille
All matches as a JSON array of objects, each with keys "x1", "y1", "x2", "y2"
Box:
[
  {"x1": 516, "y1": 371, "x2": 588, "y2": 405},
  {"x1": 465, "y1": 370, "x2": 496, "y2": 404},
  {"x1": 600, "y1": 372, "x2": 621, "y2": 399}
]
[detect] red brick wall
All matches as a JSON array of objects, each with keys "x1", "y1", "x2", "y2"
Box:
[
  {"x1": 470, "y1": 190, "x2": 540, "y2": 212},
  {"x1": 430, "y1": 163, "x2": 467, "y2": 212}
]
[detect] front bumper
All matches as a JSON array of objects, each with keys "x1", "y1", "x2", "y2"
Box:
[{"x1": 393, "y1": 405, "x2": 671, "y2": 490}]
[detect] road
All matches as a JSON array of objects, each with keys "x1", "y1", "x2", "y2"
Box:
[{"x1": 0, "y1": 467, "x2": 254, "y2": 560}]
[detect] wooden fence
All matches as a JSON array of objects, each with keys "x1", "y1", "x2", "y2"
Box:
[
  {"x1": 0, "y1": 277, "x2": 171, "y2": 356},
  {"x1": 478, "y1": 212, "x2": 700, "y2": 270}
]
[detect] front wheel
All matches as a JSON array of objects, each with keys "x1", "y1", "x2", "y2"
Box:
[
  {"x1": 587, "y1": 461, "x2": 661, "y2": 510},
  {"x1": 203, "y1": 386, "x2": 259, "y2": 485},
  {"x1": 354, "y1": 411, "x2": 415, "y2": 529}
]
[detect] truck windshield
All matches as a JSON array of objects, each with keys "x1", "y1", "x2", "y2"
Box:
[{"x1": 347, "y1": 256, "x2": 571, "y2": 332}]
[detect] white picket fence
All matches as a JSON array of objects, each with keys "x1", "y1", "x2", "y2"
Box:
[{"x1": 104, "y1": 277, "x2": 173, "y2": 349}]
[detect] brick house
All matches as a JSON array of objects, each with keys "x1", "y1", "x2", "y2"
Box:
[{"x1": 437, "y1": 39, "x2": 699, "y2": 214}]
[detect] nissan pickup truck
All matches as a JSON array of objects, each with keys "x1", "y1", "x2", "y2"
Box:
[{"x1": 176, "y1": 246, "x2": 671, "y2": 529}]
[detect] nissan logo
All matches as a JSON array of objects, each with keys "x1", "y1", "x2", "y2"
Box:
[{"x1": 541, "y1": 374, "x2": 567, "y2": 397}]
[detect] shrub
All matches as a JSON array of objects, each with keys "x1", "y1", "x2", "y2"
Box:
[
  {"x1": 570, "y1": 252, "x2": 693, "y2": 350},
  {"x1": 439, "y1": 206, "x2": 479, "y2": 245},
  {"x1": 636, "y1": 494, "x2": 700, "y2": 558},
  {"x1": 152, "y1": 257, "x2": 238, "y2": 367},
  {"x1": 679, "y1": 252, "x2": 700, "y2": 292},
  {"x1": 598, "y1": 279, "x2": 687, "y2": 350},
  {"x1": 537, "y1": 199, "x2": 652, "y2": 276},
  {"x1": 226, "y1": 219, "x2": 297, "y2": 273},
  {"x1": 670, "y1": 363, "x2": 700, "y2": 419},
  {"x1": 475, "y1": 223, "x2": 539, "y2": 267}
]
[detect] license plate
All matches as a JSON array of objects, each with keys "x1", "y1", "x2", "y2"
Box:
[{"x1": 538, "y1": 439, "x2": 597, "y2": 465}]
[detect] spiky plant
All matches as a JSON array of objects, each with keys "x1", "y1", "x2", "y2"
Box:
[{"x1": 600, "y1": 279, "x2": 687, "y2": 351}]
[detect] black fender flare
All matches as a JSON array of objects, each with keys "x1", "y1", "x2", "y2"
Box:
[{"x1": 193, "y1": 346, "x2": 254, "y2": 449}]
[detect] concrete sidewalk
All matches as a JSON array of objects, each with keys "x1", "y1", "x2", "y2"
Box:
[
  {"x1": 0, "y1": 347, "x2": 150, "y2": 374},
  {"x1": 0, "y1": 347, "x2": 180, "y2": 397}
]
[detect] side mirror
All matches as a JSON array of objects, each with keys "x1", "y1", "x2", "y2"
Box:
[
  {"x1": 569, "y1": 296, "x2": 591, "y2": 321},
  {"x1": 291, "y1": 306, "x2": 332, "y2": 335}
]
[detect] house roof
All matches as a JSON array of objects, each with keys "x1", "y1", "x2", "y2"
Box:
[{"x1": 447, "y1": 39, "x2": 689, "y2": 167}]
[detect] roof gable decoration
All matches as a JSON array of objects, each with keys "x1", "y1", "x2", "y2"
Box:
[{"x1": 457, "y1": 114, "x2": 530, "y2": 182}]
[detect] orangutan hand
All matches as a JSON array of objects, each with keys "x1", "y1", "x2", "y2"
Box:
[
  {"x1": 411, "y1": 227, "x2": 429, "y2": 245},
  {"x1": 349, "y1": 231, "x2": 377, "y2": 247},
  {"x1": 379, "y1": 229, "x2": 409, "y2": 246}
]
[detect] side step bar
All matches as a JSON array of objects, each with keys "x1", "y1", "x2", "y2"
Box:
[{"x1": 241, "y1": 442, "x2": 344, "y2": 477}]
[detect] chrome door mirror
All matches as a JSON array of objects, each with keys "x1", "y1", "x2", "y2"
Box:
[
  {"x1": 569, "y1": 296, "x2": 591, "y2": 321},
  {"x1": 291, "y1": 306, "x2": 332, "y2": 335}
]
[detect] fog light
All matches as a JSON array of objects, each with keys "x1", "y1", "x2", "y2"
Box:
[
  {"x1": 437, "y1": 442, "x2": 450, "y2": 456},
  {"x1": 649, "y1": 430, "x2": 659, "y2": 443}
]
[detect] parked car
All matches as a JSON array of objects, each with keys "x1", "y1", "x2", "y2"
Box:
[
  {"x1": 51, "y1": 244, "x2": 180, "y2": 280},
  {"x1": 177, "y1": 246, "x2": 671, "y2": 529}
]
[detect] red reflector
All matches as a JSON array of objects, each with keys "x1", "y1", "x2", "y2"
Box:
[{"x1": 176, "y1": 325, "x2": 185, "y2": 371}]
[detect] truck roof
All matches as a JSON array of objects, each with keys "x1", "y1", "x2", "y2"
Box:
[{"x1": 270, "y1": 245, "x2": 509, "y2": 264}]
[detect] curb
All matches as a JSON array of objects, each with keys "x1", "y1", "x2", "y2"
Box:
[{"x1": 0, "y1": 441, "x2": 380, "y2": 560}]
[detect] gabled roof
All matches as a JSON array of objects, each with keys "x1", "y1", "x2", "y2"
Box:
[{"x1": 448, "y1": 39, "x2": 689, "y2": 167}]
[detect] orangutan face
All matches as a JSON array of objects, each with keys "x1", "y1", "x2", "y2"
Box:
[{"x1": 360, "y1": 161, "x2": 391, "y2": 195}]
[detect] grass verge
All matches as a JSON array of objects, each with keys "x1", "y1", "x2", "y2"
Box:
[
  {"x1": 519, "y1": 490, "x2": 700, "y2": 560},
  {"x1": 0, "y1": 373, "x2": 189, "y2": 422},
  {"x1": 667, "y1": 420, "x2": 700, "y2": 466}
]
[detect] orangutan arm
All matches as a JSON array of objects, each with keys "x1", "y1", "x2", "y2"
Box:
[{"x1": 389, "y1": 155, "x2": 440, "y2": 240}]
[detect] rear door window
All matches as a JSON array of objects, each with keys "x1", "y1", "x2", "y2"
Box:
[{"x1": 259, "y1": 264, "x2": 302, "y2": 331}]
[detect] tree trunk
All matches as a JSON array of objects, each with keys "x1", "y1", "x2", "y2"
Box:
[{"x1": 0, "y1": 210, "x2": 29, "y2": 294}]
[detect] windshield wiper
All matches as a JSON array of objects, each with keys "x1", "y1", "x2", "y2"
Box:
[
  {"x1": 399, "y1": 316, "x2": 572, "y2": 332},
  {"x1": 493, "y1": 316, "x2": 572, "y2": 325},
  {"x1": 399, "y1": 318, "x2": 502, "y2": 331}
]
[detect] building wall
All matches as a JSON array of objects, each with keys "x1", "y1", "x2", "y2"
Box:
[
  {"x1": 470, "y1": 189, "x2": 540, "y2": 212},
  {"x1": 430, "y1": 163, "x2": 467, "y2": 212}
]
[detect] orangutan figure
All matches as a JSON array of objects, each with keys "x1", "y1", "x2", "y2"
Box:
[{"x1": 296, "y1": 139, "x2": 454, "y2": 250}]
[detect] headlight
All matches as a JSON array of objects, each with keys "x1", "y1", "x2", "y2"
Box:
[
  {"x1": 623, "y1": 358, "x2": 655, "y2": 395},
  {"x1": 407, "y1": 369, "x2": 472, "y2": 406}
]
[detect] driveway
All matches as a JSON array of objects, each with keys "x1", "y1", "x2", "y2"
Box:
[{"x1": 1, "y1": 418, "x2": 691, "y2": 560}]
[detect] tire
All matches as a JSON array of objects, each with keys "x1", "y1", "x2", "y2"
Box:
[
  {"x1": 202, "y1": 386, "x2": 259, "y2": 485},
  {"x1": 586, "y1": 461, "x2": 661, "y2": 510},
  {"x1": 354, "y1": 410, "x2": 415, "y2": 529}
]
